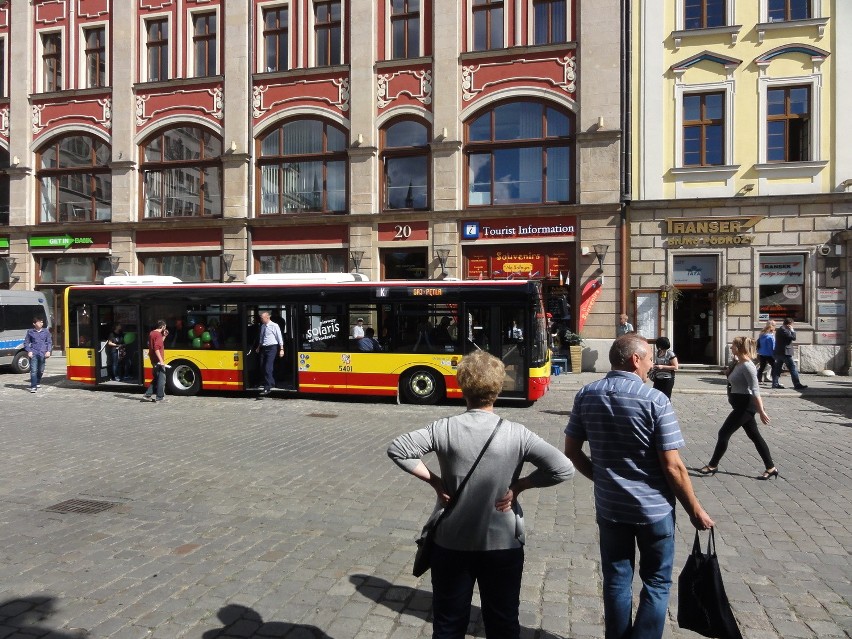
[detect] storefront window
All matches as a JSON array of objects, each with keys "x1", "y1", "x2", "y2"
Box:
[
  {"x1": 256, "y1": 252, "x2": 346, "y2": 273},
  {"x1": 758, "y1": 254, "x2": 806, "y2": 321},
  {"x1": 382, "y1": 249, "x2": 427, "y2": 280},
  {"x1": 466, "y1": 100, "x2": 573, "y2": 207},
  {"x1": 141, "y1": 254, "x2": 220, "y2": 282},
  {"x1": 40, "y1": 256, "x2": 111, "y2": 283}
]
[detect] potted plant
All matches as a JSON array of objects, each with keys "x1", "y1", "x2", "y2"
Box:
[
  {"x1": 716, "y1": 284, "x2": 740, "y2": 306},
  {"x1": 563, "y1": 330, "x2": 584, "y2": 373}
]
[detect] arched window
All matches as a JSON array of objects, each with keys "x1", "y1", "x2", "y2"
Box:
[
  {"x1": 465, "y1": 100, "x2": 573, "y2": 206},
  {"x1": 258, "y1": 118, "x2": 347, "y2": 214},
  {"x1": 381, "y1": 119, "x2": 429, "y2": 211},
  {"x1": 37, "y1": 135, "x2": 112, "y2": 223},
  {"x1": 141, "y1": 126, "x2": 222, "y2": 218}
]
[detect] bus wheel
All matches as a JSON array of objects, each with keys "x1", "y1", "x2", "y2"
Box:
[
  {"x1": 167, "y1": 361, "x2": 202, "y2": 396},
  {"x1": 401, "y1": 367, "x2": 444, "y2": 405},
  {"x1": 12, "y1": 351, "x2": 31, "y2": 374}
]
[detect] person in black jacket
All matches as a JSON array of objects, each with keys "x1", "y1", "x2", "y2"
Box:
[{"x1": 770, "y1": 318, "x2": 807, "y2": 390}]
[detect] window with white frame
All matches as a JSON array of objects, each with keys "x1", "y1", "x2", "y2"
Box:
[
  {"x1": 766, "y1": 84, "x2": 810, "y2": 162},
  {"x1": 471, "y1": 0, "x2": 504, "y2": 51},
  {"x1": 767, "y1": 0, "x2": 810, "y2": 22},
  {"x1": 314, "y1": 0, "x2": 342, "y2": 66},
  {"x1": 533, "y1": 0, "x2": 567, "y2": 44},
  {"x1": 41, "y1": 31, "x2": 63, "y2": 92},
  {"x1": 262, "y1": 5, "x2": 289, "y2": 72},
  {"x1": 390, "y1": 0, "x2": 420, "y2": 59},
  {"x1": 191, "y1": 11, "x2": 218, "y2": 77},
  {"x1": 684, "y1": 0, "x2": 726, "y2": 29},
  {"x1": 145, "y1": 17, "x2": 169, "y2": 82},
  {"x1": 83, "y1": 26, "x2": 107, "y2": 88}
]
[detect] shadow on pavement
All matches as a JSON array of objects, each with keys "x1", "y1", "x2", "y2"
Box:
[
  {"x1": 350, "y1": 574, "x2": 569, "y2": 639},
  {"x1": 202, "y1": 604, "x2": 331, "y2": 638},
  {"x1": 0, "y1": 596, "x2": 85, "y2": 638}
]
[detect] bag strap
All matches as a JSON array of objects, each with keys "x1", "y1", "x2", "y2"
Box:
[
  {"x1": 435, "y1": 418, "x2": 504, "y2": 524},
  {"x1": 693, "y1": 528, "x2": 718, "y2": 556}
]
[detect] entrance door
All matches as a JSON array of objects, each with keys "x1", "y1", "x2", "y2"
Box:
[
  {"x1": 673, "y1": 289, "x2": 716, "y2": 364},
  {"x1": 94, "y1": 304, "x2": 142, "y2": 384},
  {"x1": 464, "y1": 304, "x2": 525, "y2": 395},
  {"x1": 244, "y1": 304, "x2": 296, "y2": 390}
]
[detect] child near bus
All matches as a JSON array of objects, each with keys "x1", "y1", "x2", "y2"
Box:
[{"x1": 24, "y1": 316, "x2": 52, "y2": 393}]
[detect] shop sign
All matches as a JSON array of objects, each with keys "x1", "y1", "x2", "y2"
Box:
[
  {"x1": 758, "y1": 255, "x2": 804, "y2": 285},
  {"x1": 461, "y1": 216, "x2": 576, "y2": 241},
  {"x1": 817, "y1": 288, "x2": 845, "y2": 302},
  {"x1": 818, "y1": 302, "x2": 846, "y2": 316},
  {"x1": 816, "y1": 316, "x2": 846, "y2": 331},
  {"x1": 29, "y1": 235, "x2": 94, "y2": 249},
  {"x1": 816, "y1": 331, "x2": 844, "y2": 345},
  {"x1": 465, "y1": 245, "x2": 570, "y2": 279},
  {"x1": 665, "y1": 216, "x2": 763, "y2": 247},
  {"x1": 672, "y1": 255, "x2": 717, "y2": 286},
  {"x1": 0, "y1": 238, "x2": 8, "y2": 249},
  {"x1": 378, "y1": 221, "x2": 428, "y2": 242}
]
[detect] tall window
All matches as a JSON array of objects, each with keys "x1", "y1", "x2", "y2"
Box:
[
  {"x1": 382, "y1": 120, "x2": 429, "y2": 210},
  {"x1": 768, "y1": 0, "x2": 810, "y2": 22},
  {"x1": 684, "y1": 0, "x2": 725, "y2": 29},
  {"x1": 683, "y1": 92, "x2": 724, "y2": 166},
  {"x1": 315, "y1": 1, "x2": 341, "y2": 66},
  {"x1": 84, "y1": 27, "x2": 106, "y2": 88},
  {"x1": 146, "y1": 18, "x2": 169, "y2": 81},
  {"x1": 37, "y1": 135, "x2": 112, "y2": 223},
  {"x1": 767, "y1": 86, "x2": 810, "y2": 162},
  {"x1": 192, "y1": 12, "x2": 217, "y2": 76},
  {"x1": 258, "y1": 119, "x2": 347, "y2": 214},
  {"x1": 533, "y1": 0, "x2": 567, "y2": 44},
  {"x1": 42, "y1": 33, "x2": 62, "y2": 91},
  {"x1": 466, "y1": 101, "x2": 573, "y2": 206},
  {"x1": 472, "y1": 0, "x2": 503, "y2": 51},
  {"x1": 0, "y1": 148, "x2": 9, "y2": 225},
  {"x1": 141, "y1": 127, "x2": 223, "y2": 218},
  {"x1": 263, "y1": 6, "x2": 289, "y2": 72},
  {"x1": 391, "y1": 0, "x2": 420, "y2": 59},
  {"x1": 758, "y1": 254, "x2": 806, "y2": 321},
  {"x1": 0, "y1": 38, "x2": 7, "y2": 98}
]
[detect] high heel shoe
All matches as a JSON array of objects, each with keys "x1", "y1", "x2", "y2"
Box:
[
  {"x1": 758, "y1": 468, "x2": 779, "y2": 480},
  {"x1": 698, "y1": 465, "x2": 718, "y2": 475}
]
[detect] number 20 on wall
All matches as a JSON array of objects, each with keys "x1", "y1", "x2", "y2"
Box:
[{"x1": 394, "y1": 225, "x2": 412, "y2": 239}]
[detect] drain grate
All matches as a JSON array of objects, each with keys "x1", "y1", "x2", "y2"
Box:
[
  {"x1": 306, "y1": 412, "x2": 338, "y2": 419},
  {"x1": 44, "y1": 499, "x2": 120, "y2": 514}
]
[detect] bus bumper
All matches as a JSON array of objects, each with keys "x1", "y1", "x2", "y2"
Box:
[{"x1": 528, "y1": 374, "x2": 550, "y2": 401}]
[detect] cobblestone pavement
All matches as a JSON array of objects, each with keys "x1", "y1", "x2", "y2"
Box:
[{"x1": 0, "y1": 363, "x2": 849, "y2": 639}]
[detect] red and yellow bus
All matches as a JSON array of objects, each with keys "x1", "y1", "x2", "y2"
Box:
[{"x1": 64, "y1": 276, "x2": 551, "y2": 404}]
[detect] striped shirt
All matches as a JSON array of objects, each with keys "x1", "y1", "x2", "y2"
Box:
[{"x1": 564, "y1": 370, "x2": 684, "y2": 525}]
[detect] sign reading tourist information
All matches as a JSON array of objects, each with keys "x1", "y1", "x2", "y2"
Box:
[
  {"x1": 29, "y1": 235, "x2": 94, "y2": 249},
  {"x1": 461, "y1": 216, "x2": 576, "y2": 241},
  {"x1": 665, "y1": 216, "x2": 764, "y2": 247}
]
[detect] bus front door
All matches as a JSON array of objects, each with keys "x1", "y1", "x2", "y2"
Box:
[
  {"x1": 465, "y1": 305, "x2": 524, "y2": 395},
  {"x1": 95, "y1": 304, "x2": 142, "y2": 385}
]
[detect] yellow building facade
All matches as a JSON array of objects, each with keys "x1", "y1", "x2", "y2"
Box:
[{"x1": 630, "y1": 1, "x2": 852, "y2": 372}]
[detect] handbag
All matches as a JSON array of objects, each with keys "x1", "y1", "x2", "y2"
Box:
[
  {"x1": 677, "y1": 528, "x2": 743, "y2": 639},
  {"x1": 412, "y1": 418, "x2": 504, "y2": 577}
]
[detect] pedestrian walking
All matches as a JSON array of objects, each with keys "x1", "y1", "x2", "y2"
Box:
[
  {"x1": 388, "y1": 349, "x2": 574, "y2": 639},
  {"x1": 24, "y1": 316, "x2": 52, "y2": 393},
  {"x1": 700, "y1": 336, "x2": 778, "y2": 480},
  {"x1": 771, "y1": 317, "x2": 807, "y2": 389},
  {"x1": 255, "y1": 311, "x2": 284, "y2": 396},
  {"x1": 564, "y1": 334, "x2": 713, "y2": 639},
  {"x1": 142, "y1": 320, "x2": 168, "y2": 402},
  {"x1": 650, "y1": 336, "x2": 678, "y2": 398},
  {"x1": 756, "y1": 321, "x2": 776, "y2": 383}
]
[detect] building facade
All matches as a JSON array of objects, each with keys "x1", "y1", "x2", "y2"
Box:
[
  {"x1": 631, "y1": 0, "x2": 852, "y2": 372},
  {"x1": 0, "y1": 0, "x2": 626, "y2": 354}
]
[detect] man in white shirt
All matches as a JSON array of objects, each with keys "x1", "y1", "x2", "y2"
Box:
[
  {"x1": 352, "y1": 318, "x2": 365, "y2": 339},
  {"x1": 256, "y1": 311, "x2": 284, "y2": 396}
]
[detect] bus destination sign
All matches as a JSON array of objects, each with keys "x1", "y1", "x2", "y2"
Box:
[{"x1": 410, "y1": 287, "x2": 443, "y2": 297}]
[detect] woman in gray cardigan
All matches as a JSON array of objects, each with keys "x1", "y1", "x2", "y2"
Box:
[
  {"x1": 699, "y1": 336, "x2": 778, "y2": 480},
  {"x1": 388, "y1": 350, "x2": 574, "y2": 639}
]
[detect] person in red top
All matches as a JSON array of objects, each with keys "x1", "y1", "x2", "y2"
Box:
[{"x1": 142, "y1": 319, "x2": 168, "y2": 402}]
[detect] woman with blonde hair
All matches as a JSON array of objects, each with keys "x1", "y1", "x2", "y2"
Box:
[
  {"x1": 700, "y1": 336, "x2": 778, "y2": 480},
  {"x1": 755, "y1": 320, "x2": 776, "y2": 383},
  {"x1": 388, "y1": 349, "x2": 574, "y2": 638}
]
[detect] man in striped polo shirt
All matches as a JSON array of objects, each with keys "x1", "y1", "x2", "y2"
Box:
[{"x1": 564, "y1": 334, "x2": 714, "y2": 639}]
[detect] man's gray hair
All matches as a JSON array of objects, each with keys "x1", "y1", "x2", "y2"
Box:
[{"x1": 609, "y1": 334, "x2": 648, "y2": 370}]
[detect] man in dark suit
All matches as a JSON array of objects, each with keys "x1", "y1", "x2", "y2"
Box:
[{"x1": 771, "y1": 317, "x2": 807, "y2": 390}]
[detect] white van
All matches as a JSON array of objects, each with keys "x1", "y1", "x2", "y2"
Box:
[{"x1": 0, "y1": 290, "x2": 52, "y2": 373}]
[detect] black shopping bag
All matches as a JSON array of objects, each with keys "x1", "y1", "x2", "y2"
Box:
[{"x1": 677, "y1": 528, "x2": 743, "y2": 639}]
